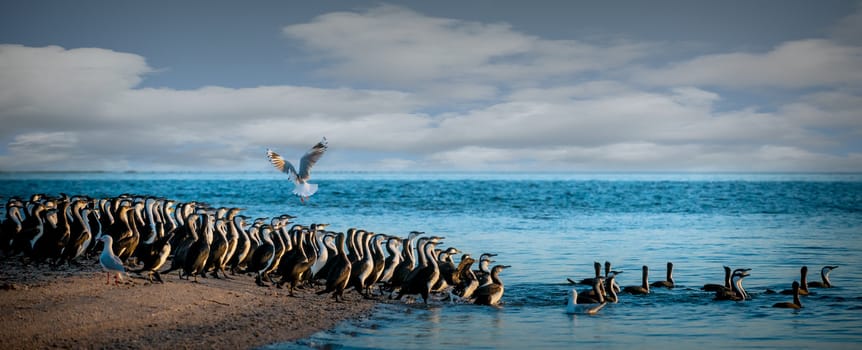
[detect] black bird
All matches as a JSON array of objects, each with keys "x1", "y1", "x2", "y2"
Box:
[
  {"x1": 473, "y1": 265, "x2": 511, "y2": 306},
  {"x1": 650, "y1": 261, "x2": 675, "y2": 288},
  {"x1": 574, "y1": 261, "x2": 602, "y2": 285},
  {"x1": 316, "y1": 231, "x2": 352, "y2": 302},
  {"x1": 387, "y1": 231, "x2": 423, "y2": 292},
  {"x1": 780, "y1": 266, "x2": 810, "y2": 296},
  {"x1": 182, "y1": 213, "x2": 212, "y2": 282},
  {"x1": 277, "y1": 226, "x2": 318, "y2": 296},
  {"x1": 1, "y1": 198, "x2": 25, "y2": 255},
  {"x1": 133, "y1": 232, "x2": 173, "y2": 283},
  {"x1": 715, "y1": 269, "x2": 751, "y2": 301},
  {"x1": 808, "y1": 265, "x2": 839, "y2": 288},
  {"x1": 623, "y1": 265, "x2": 650, "y2": 295},
  {"x1": 16, "y1": 203, "x2": 50, "y2": 258},
  {"x1": 702, "y1": 266, "x2": 732, "y2": 292},
  {"x1": 161, "y1": 213, "x2": 199, "y2": 278},
  {"x1": 58, "y1": 200, "x2": 92, "y2": 265},
  {"x1": 247, "y1": 224, "x2": 277, "y2": 287},
  {"x1": 773, "y1": 281, "x2": 803, "y2": 309},
  {"x1": 394, "y1": 238, "x2": 442, "y2": 304},
  {"x1": 204, "y1": 218, "x2": 230, "y2": 279}
]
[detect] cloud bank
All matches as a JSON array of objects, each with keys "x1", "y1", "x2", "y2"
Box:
[{"x1": 1, "y1": 4, "x2": 860, "y2": 172}]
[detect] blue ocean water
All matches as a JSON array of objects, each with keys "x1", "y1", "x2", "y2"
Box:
[{"x1": 2, "y1": 172, "x2": 861, "y2": 349}]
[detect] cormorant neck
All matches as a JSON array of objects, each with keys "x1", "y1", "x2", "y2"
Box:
[
  {"x1": 424, "y1": 242, "x2": 438, "y2": 269},
  {"x1": 666, "y1": 264, "x2": 674, "y2": 282},
  {"x1": 723, "y1": 267, "x2": 732, "y2": 288},
  {"x1": 732, "y1": 275, "x2": 748, "y2": 300},
  {"x1": 792, "y1": 283, "x2": 802, "y2": 306},
  {"x1": 593, "y1": 278, "x2": 604, "y2": 303},
  {"x1": 337, "y1": 233, "x2": 348, "y2": 258},
  {"x1": 822, "y1": 269, "x2": 832, "y2": 287},
  {"x1": 641, "y1": 267, "x2": 649, "y2": 291},
  {"x1": 491, "y1": 268, "x2": 503, "y2": 285}
]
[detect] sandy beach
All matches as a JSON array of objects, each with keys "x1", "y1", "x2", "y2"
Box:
[{"x1": 0, "y1": 258, "x2": 377, "y2": 349}]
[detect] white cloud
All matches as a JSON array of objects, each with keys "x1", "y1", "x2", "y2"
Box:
[
  {"x1": 633, "y1": 39, "x2": 862, "y2": 88},
  {"x1": 284, "y1": 4, "x2": 530, "y2": 84},
  {"x1": 506, "y1": 81, "x2": 637, "y2": 101},
  {"x1": 0, "y1": 44, "x2": 429, "y2": 171},
  {"x1": 428, "y1": 87, "x2": 729, "y2": 150},
  {"x1": 781, "y1": 91, "x2": 862, "y2": 132},
  {"x1": 0, "y1": 131, "x2": 130, "y2": 171},
  {"x1": 373, "y1": 158, "x2": 417, "y2": 171},
  {"x1": 1, "y1": 4, "x2": 862, "y2": 173},
  {"x1": 428, "y1": 146, "x2": 522, "y2": 170},
  {"x1": 0, "y1": 44, "x2": 150, "y2": 131},
  {"x1": 239, "y1": 112, "x2": 435, "y2": 153},
  {"x1": 8, "y1": 131, "x2": 78, "y2": 154},
  {"x1": 283, "y1": 4, "x2": 653, "y2": 96},
  {"x1": 106, "y1": 85, "x2": 419, "y2": 124},
  {"x1": 426, "y1": 142, "x2": 862, "y2": 172}
]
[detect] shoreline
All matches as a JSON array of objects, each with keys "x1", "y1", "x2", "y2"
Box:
[{"x1": 0, "y1": 259, "x2": 377, "y2": 350}]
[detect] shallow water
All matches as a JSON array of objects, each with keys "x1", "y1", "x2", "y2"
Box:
[{"x1": 2, "y1": 172, "x2": 861, "y2": 349}]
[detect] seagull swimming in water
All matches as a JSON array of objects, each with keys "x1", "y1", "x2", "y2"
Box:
[
  {"x1": 566, "y1": 288, "x2": 606, "y2": 315},
  {"x1": 266, "y1": 137, "x2": 328, "y2": 203}
]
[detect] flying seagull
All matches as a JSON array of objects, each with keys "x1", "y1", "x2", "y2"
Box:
[{"x1": 266, "y1": 137, "x2": 328, "y2": 203}]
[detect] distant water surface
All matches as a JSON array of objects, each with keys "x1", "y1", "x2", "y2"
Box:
[{"x1": 1, "y1": 172, "x2": 861, "y2": 349}]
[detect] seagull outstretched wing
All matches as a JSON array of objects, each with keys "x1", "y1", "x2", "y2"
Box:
[
  {"x1": 297, "y1": 137, "x2": 328, "y2": 181},
  {"x1": 266, "y1": 148, "x2": 299, "y2": 182},
  {"x1": 266, "y1": 137, "x2": 328, "y2": 183}
]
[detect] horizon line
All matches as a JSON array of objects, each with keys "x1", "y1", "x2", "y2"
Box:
[{"x1": 2, "y1": 170, "x2": 862, "y2": 175}]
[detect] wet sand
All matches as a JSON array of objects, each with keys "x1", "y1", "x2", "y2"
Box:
[{"x1": 0, "y1": 259, "x2": 376, "y2": 349}]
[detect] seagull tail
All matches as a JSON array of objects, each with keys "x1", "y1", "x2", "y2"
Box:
[{"x1": 293, "y1": 183, "x2": 318, "y2": 197}]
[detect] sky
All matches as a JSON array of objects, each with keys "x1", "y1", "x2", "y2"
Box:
[{"x1": 1, "y1": 0, "x2": 861, "y2": 173}]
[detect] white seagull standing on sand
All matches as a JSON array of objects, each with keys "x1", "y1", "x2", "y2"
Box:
[
  {"x1": 266, "y1": 137, "x2": 329, "y2": 203},
  {"x1": 98, "y1": 235, "x2": 126, "y2": 286}
]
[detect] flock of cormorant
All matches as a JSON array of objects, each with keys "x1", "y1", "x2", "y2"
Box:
[
  {"x1": 0, "y1": 193, "x2": 510, "y2": 306},
  {"x1": 564, "y1": 259, "x2": 839, "y2": 314},
  {"x1": 1, "y1": 192, "x2": 841, "y2": 314}
]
